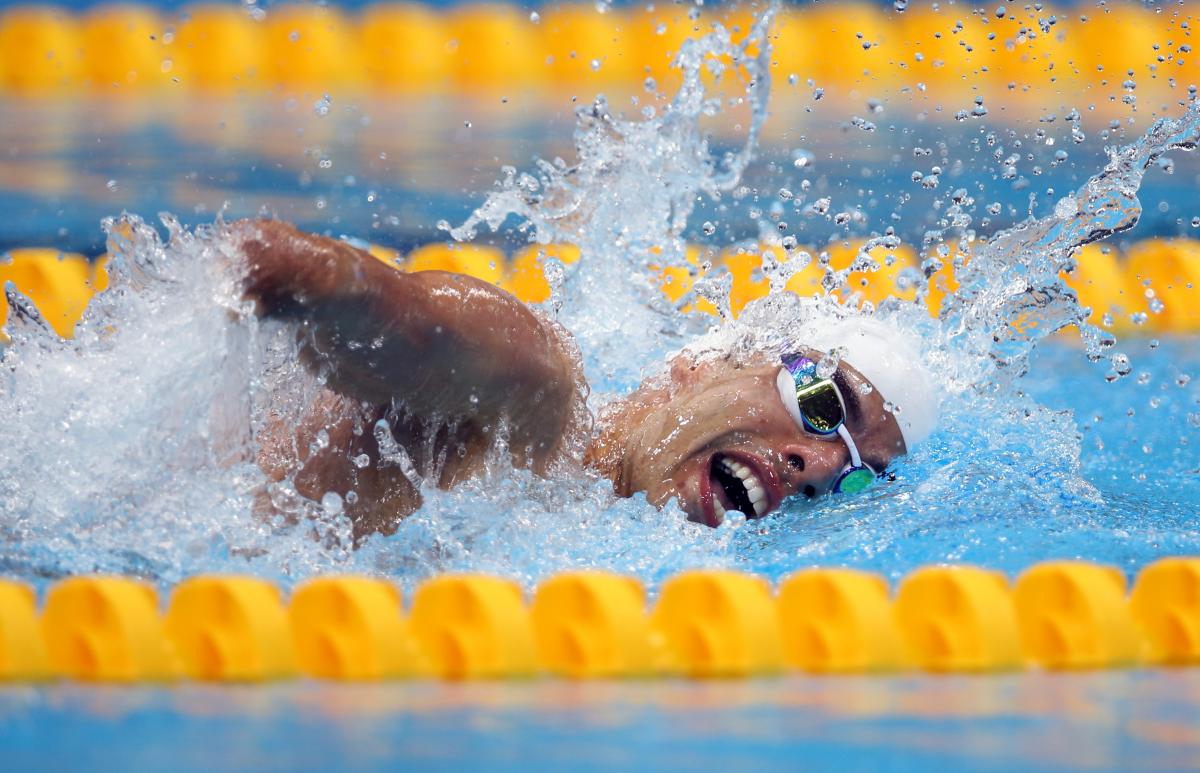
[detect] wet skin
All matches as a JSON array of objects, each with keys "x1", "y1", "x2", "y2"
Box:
[
  {"x1": 239, "y1": 220, "x2": 907, "y2": 537},
  {"x1": 587, "y1": 351, "x2": 907, "y2": 527}
]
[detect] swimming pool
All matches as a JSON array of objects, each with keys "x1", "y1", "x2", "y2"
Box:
[
  {"x1": 3, "y1": 0, "x2": 1200, "y2": 769},
  {"x1": 4, "y1": 671, "x2": 1200, "y2": 772}
]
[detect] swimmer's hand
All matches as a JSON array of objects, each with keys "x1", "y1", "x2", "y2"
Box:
[{"x1": 236, "y1": 219, "x2": 582, "y2": 468}]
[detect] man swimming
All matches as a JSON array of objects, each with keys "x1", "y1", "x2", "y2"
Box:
[{"x1": 239, "y1": 220, "x2": 938, "y2": 540}]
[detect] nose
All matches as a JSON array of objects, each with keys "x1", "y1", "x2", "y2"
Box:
[{"x1": 776, "y1": 440, "x2": 849, "y2": 499}]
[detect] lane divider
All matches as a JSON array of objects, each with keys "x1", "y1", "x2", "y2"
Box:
[
  {"x1": 3, "y1": 236, "x2": 1197, "y2": 344},
  {"x1": 892, "y1": 566, "x2": 1023, "y2": 672},
  {"x1": 0, "y1": 558, "x2": 1197, "y2": 682},
  {"x1": 290, "y1": 576, "x2": 427, "y2": 680},
  {"x1": 0, "y1": 2, "x2": 1193, "y2": 105}
]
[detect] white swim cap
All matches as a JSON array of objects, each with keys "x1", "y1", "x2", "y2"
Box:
[{"x1": 797, "y1": 316, "x2": 940, "y2": 450}]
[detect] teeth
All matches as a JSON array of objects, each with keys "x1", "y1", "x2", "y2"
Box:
[
  {"x1": 712, "y1": 497, "x2": 726, "y2": 524},
  {"x1": 718, "y1": 458, "x2": 769, "y2": 517}
]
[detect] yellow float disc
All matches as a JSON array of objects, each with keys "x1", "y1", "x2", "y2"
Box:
[
  {"x1": 171, "y1": 4, "x2": 262, "y2": 91},
  {"x1": 82, "y1": 4, "x2": 169, "y2": 91},
  {"x1": 0, "y1": 248, "x2": 98, "y2": 339},
  {"x1": 447, "y1": 4, "x2": 545, "y2": 90},
  {"x1": 263, "y1": 4, "x2": 362, "y2": 93},
  {"x1": 0, "y1": 6, "x2": 85, "y2": 93},
  {"x1": 360, "y1": 3, "x2": 450, "y2": 92},
  {"x1": 538, "y1": 4, "x2": 635, "y2": 87}
]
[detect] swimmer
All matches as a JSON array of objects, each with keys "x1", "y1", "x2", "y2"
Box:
[{"x1": 239, "y1": 220, "x2": 938, "y2": 540}]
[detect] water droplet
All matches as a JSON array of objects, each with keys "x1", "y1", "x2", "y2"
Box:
[
  {"x1": 313, "y1": 94, "x2": 331, "y2": 117},
  {"x1": 529, "y1": 10, "x2": 540, "y2": 24},
  {"x1": 702, "y1": 221, "x2": 717, "y2": 236},
  {"x1": 893, "y1": 0, "x2": 908, "y2": 12},
  {"x1": 791, "y1": 149, "x2": 814, "y2": 169},
  {"x1": 106, "y1": 179, "x2": 118, "y2": 192},
  {"x1": 1053, "y1": 194, "x2": 1078, "y2": 219},
  {"x1": 353, "y1": 453, "x2": 371, "y2": 469},
  {"x1": 320, "y1": 491, "x2": 344, "y2": 516}
]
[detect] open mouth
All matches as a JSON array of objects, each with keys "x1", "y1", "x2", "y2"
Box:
[{"x1": 708, "y1": 453, "x2": 770, "y2": 520}]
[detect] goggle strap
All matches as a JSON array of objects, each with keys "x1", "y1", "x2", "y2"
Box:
[{"x1": 836, "y1": 424, "x2": 863, "y2": 469}]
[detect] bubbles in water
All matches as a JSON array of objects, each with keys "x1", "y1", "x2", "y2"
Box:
[
  {"x1": 321, "y1": 491, "x2": 344, "y2": 516},
  {"x1": 1053, "y1": 194, "x2": 1079, "y2": 219},
  {"x1": 450, "y1": 4, "x2": 778, "y2": 390},
  {"x1": 4, "y1": 0, "x2": 1200, "y2": 590}
]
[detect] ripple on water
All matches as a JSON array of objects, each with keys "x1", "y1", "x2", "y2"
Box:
[{"x1": 2, "y1": 2, "x2": 1200, "y2": 590}]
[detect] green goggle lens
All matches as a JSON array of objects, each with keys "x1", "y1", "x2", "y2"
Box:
[
  {"x1": 834, "y1": 466, "x2": 875, "y2": 495},
  {"x1": 794, "y1": 379, "x2": 845, "y2": 436}
]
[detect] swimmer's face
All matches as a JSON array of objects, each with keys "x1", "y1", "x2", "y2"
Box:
[{"x1": 595, "y1": 350, "x2": 906, "y2": 527}]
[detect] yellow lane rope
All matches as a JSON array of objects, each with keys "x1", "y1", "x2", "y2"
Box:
[
  {"x1": 0, "y1": 2, "x2": 1193, "y2": 111},
  {"x1": 1, "y1": 558, "x2": 1197, "y2": 681}
]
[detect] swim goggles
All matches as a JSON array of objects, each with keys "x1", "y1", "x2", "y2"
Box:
[{"x1": 778, "y1": 354, "x2": 878, "y2": 495}]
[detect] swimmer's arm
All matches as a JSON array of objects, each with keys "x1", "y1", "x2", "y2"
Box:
[{"x1": 236, "y1": 219, "x2": 582, "y2": 464}]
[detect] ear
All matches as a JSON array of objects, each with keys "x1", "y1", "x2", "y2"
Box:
[{"x1": 669, "y1": 354, "x2": 698, "y2": 385}]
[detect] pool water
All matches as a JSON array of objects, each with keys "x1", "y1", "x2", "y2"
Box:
[
  {"x1": 2, "y1": 3, "x2": 1200, "y2": 770},
  {"x1": 711, "y1": 334, "x2": 1200, "y2": 583},
  {"x1": 1, "y1": 2, "x2": 1199, "y2": 593},
  {"x1": 3, "y1": 94, "x2": 1198, "y2": 257},
  {"x1": 4, "y1": 670, "x2": 1200, "y2": 772}
]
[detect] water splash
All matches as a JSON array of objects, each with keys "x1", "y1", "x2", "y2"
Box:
[
  {"x1": 934, "y1": 103, "x2": 1200, "y2": 392},
  {"x1": 2, "y1": 3, "x2": 1200, "y2": 590},
  {"x1": 449, "y1": 3, "x2": 777, "y2": 393}
]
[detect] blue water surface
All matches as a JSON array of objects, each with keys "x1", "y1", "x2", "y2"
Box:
[{"x1": 3, "y1": 670, "x2": 1199, "y2": 772}]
